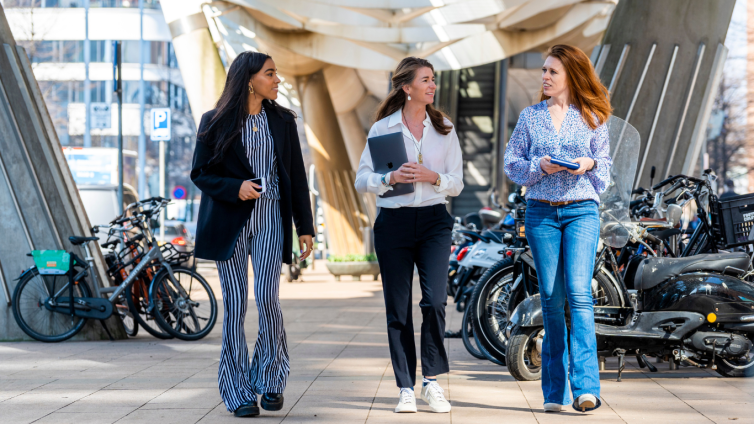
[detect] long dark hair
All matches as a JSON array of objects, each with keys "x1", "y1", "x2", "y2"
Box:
[
  {"x1": 199, "y1": 51, "x2": 294, "y2": 163},
  {"x1": 375, "y1": 57, "x2": 451, "y2": 135}
]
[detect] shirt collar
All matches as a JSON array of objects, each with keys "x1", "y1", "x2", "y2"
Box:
[{"x1": 387, "y1": 108, "x2": 431, "y2": 128}]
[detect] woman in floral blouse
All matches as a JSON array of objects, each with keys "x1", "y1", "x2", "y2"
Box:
[{"x1": 504, "y1": 44, "x2": 612, "y2": 414}]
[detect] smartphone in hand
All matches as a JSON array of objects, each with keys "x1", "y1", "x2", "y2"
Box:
[
  {"x1": 549, "y1": 158, "x2": 580, "y2": 170},
  {"x1": 249, "y1": 177, "x2": 266, "y2": 193}
]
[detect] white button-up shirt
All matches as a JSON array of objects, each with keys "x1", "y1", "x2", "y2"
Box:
[{"x1": 355, "y1": 108, "x2": 464, "y2": 208}]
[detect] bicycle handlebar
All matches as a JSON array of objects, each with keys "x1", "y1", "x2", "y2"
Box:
[
  {"x1": 652, "y1": 174, "x2": 685, "y2": 191},
  {"x1": 644, "y1": 231, "x2": 661, "y2": 244}
]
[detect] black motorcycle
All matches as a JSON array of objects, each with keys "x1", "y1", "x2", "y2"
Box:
[{"x1": 507, "y1": 168, "x2": 754, "y2": 380}]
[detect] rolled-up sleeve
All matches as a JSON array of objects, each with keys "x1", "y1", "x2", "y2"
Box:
[
  {"x1": 586, "y1": 122, "x2": 612, "y2": 194},
  {"x1": 504, "y1": 110, "x2": 545, "y2": 187},
  {"x1": 432, "y1": 126, "x2": 464, "y2": 196},
  {"x1": 355, "y1": 127, "x2": 392, "y2": 196}
]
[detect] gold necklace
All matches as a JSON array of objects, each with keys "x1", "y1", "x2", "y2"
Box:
[{"x1": 402, "y1": 111, "x2": 423, "y2": 164}]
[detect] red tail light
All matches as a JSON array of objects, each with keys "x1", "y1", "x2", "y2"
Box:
[
  {"x1": 450, "y1": 246, "x2": 457, "y2": 253},
  {"x1": 171, "y1": 237, "x2": 187, "y2": 246},
  {"x1": 456, "y1": 246, "x2": 470, "y2": 261}
]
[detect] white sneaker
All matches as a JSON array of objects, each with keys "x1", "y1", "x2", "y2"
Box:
[
  {"x1": 575, "y1": 394, "x2": 597, "y2": 412},
  {"x1": 544, "y1": 403, "x2": 562, "y2": 412},
  {"x1": 420, "y1": 381, "x2": 451, "y2": 413},
  {"x1": 394, "y1": 388, "x2": 417, "y2": 413}
]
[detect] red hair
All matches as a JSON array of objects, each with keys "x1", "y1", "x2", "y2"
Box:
[{"x1": 540, "y1": 44, "x2": 612, "y2": 130}]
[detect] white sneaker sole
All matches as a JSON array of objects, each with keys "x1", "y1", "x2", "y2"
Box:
[
  {"x1": 420, "y1": 394, "x2": 451, "y2": 413},
  {"x1": 544, "y1": 403, "x2": 562, "y2": 412},
  {"x1": 395, "y1": 404, "x2": 417, "y2": 413}
]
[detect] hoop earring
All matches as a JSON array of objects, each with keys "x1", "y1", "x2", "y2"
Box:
[{"x1": 249, "y1": 85, "x2": 254, "y2": 94}]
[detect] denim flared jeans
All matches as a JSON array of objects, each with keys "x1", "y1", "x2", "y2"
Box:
[{"x1": 524, "y1": 199, "x2": 601, "y2": 405}]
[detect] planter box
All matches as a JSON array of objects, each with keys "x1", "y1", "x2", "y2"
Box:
[{"x1": 325, "y1": 261, "x2": 380, "y2": 281}]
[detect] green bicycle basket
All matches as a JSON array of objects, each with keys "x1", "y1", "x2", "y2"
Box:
[{"x1": 31, "y1": 250, "x2": 70, "y2": 275}]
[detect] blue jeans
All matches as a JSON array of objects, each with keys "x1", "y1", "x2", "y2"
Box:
[{"x1": 524, "y1": 200, "x2": 600, "y2": 405}]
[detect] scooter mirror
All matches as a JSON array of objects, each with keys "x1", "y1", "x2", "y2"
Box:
[
  {"x1": 667, "y1": 204, "x2": 683, "y2": 227},
  {"x1": 508, "y1": 193, "x2": 517, "y2": 204}
]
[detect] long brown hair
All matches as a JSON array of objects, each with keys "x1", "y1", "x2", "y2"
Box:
[
  {"x1": 375, "y1": 57, "x2": 452, "y2": 135},
  {"x1": 539, "y1": 44, "x2": 611, "y2": 130}
]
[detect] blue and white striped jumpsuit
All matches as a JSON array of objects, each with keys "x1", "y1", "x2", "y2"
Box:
[{"x1": 215, "y1": 108, "x2": 289, "y2": 412}]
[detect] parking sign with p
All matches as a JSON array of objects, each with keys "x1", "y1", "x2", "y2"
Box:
[{"x1": 150, "y1": 108, "x2": 171, "y2": 141}]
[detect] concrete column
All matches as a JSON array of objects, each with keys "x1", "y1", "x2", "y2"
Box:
[
  {"x1": 0, "y1": 4, "x2": 125, "y2": 340},
  {"x1": 298, "y1": 71, "x2": 367, "y2": 256},
  {"x1": 160, "y1": 0, "x2": 225, "y2": 127},
  {"x1": 598, "y1": 0, "x2": 734, "y2": 188},
  {"x1": 322, "y1": 65, "x2": 378, "y2": 225}
]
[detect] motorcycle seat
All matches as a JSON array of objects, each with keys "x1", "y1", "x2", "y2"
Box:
[
  {"x1": 481, "y1": 229, "x2": 507, "y2": 244},
  {"x1": 634, "y1": 252, "x2": 751, "y2": 291},
  {"x1": 482, "y1": 230, "x2": 515, "y2": 244}
]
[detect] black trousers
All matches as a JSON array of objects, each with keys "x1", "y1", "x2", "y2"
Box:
[{"x1": 373, "y1": 203, "x2": 454, "y2": 388}]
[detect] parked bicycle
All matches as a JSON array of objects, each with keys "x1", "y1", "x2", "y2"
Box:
[{"x1": 12, "y1": 197, "x2": 218, "y2": 342}]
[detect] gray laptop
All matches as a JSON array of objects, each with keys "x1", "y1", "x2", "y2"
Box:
[{"x1": 368, "y1": 132, "x2": 414, "y2": 198}]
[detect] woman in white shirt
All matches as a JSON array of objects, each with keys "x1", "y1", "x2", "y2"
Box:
[{"x1": 354, "y1": 56, "x2": 463, "y2": 415}]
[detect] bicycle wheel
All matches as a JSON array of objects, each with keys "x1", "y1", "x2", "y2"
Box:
[
  {"x1": 461, "y1": 302, "x2": 486, "y2": 360},
  {"x1": 115, "y1": 298, "x2": 138, "y2": 337},
  {"x1": 469, "y1": 257, "x2": 515, "y2": 363},
  {"x1": 126, "y1": 276, "x2": 173, "y2": 339},
  {"x1": 12, "y1": 268, "x2": 91, "y2": 342},
  {"x1": 150, "y1": 267, "x2": 217, "y2": 341}
]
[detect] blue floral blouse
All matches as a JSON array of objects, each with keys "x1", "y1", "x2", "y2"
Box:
[{"x1": 503, "y1": 101, "x2": 612, "y2": 204}]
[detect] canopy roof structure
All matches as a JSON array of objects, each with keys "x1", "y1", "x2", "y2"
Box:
[
  {"x1": 159, "y1": 0, "x2": 617, "y2": 256},
  {"x1": 197, "y1": 0, "x2": 616, "y2": 74}
]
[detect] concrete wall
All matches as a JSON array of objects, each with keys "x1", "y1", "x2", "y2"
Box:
[
  {"x1": 0, "y1": 5, "x2": 124, "y2": 340},
  {"x1": 597, "y1": 0, "x2": 735, "y2": 188}
]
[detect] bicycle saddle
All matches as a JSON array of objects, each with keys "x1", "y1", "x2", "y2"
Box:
[{"x1": 69, "y1": 235, "x2": 99, "y2": 245}]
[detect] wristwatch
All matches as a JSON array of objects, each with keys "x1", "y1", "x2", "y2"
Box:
[
  {"x1": 381, "y1": 173, "x2": 391, "y2": 187},
  {"x1": 433, "y1": 173, "x2": 442, "y2": 187}
]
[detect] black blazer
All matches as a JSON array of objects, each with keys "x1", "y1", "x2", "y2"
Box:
[{"x1": 190, "y1": 102, "x2": 315, "y2": 263}]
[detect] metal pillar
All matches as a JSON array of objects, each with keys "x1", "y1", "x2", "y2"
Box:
[
  {"x1": 83, "y1": 0, "x2": 91, "y2": 147},
  {"x1": 138, "y1": 0, "x2": 146, "y2": 198}
]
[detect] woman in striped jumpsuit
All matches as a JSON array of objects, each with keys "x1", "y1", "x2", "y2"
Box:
[{"x1": 190, "y1": 52, "x2": 314, "y2": 418}]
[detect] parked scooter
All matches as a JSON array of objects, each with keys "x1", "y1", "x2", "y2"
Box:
[
  {"x1": 446, "y1": 197, "x2": 516, "y2": 363},
  {"x1": 506, "y1": 118, "x2": 754, "y2": 380}
]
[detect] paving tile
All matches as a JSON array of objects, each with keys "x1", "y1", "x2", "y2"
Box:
[
  {"x1": 34, "y1": 410, "x2": 134, "y2": 424},
  {"x1": 0, "y1": 260, "x2": 752, "y2": 424},
  {"x1": 141, "y1": 388, "x2": 223, "y2": 410},
  {"x1": 115, "y1": 408, "x2": 212, "y2": 424}
]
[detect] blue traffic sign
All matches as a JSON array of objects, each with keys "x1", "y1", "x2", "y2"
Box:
[
  {"x1": 150, "y1": 108, "x2": 171, "y2": 141},
  {"x1": 173, "y1": 185, "x2": 187, "y2": 200}
]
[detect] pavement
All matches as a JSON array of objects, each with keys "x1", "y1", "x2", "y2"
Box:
[{"x1": 0, "y1": 259, "x2": 752, "y2": 424}]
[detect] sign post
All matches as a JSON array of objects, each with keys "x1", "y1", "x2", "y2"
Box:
[
  {"x1": 113, "y1": 40, "x2": 123, "y2": 215},
  {"x1": 151, "y1": 108, "x2": 171, "y2": 239}
]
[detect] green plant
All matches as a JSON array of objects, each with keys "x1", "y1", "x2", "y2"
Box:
[{"x1": 327, "y1": 253, "x2": 377, "y2": 262}]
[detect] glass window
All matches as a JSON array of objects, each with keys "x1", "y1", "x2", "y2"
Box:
[
  {"x1": 4, "y1": 0, "x2": 162, "y2": 8},
  {"x1": 121, "y1": 41, "x2": 168, "y2": 65}
]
